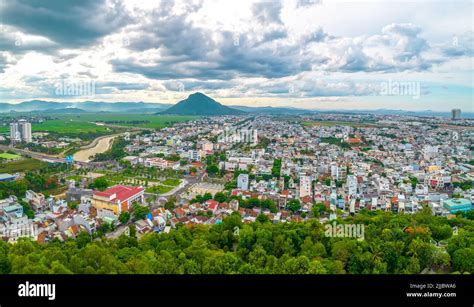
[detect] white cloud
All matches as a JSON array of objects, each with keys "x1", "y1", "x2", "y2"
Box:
[{"x1": 0, "y1": 0, "x2": 471, "y2": 111}]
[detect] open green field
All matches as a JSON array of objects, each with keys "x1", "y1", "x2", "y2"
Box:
[
  {"x1": 0, "y1": 153, "x2": 20, "y2": 160},
  {"x1": 0, "y1": 120, "x2": 110, "y2": 135},
  {"x1": 0, "y1": 114, "x2": 197, "y2": 134},
  {"x1": 52, "y1": 114, "x2": 197, "y2": 129},
  {"x1": 162, "y1": 178, "x2": 181, "y2": 186},
  {"x1": 146, "y1": 185, "x2": 174, "y2": 194},
  {"x1": 46, "y1": 113, "x2": 197, "y2": 129},
  {"x1": 0, "y1": 158, "x2": 48, "y2": 173},
  {"x1": 66, "y1": 175, "x2": 84, "y2": 182},
  {"x1": 101, "y1": 172, "x2": 181, "y2": 186},
  {"x1": 33, "y1": 119, "x2": 111, "y2": 134}
]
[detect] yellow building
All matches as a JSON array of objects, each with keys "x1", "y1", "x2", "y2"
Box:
[{"x1": 91, "y1": 185, "x2": 144, "y2": 216}]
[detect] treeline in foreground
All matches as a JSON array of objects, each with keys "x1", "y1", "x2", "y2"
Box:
[{"x1": 0, "y1": 208, "x2": 473, "y2": 274}]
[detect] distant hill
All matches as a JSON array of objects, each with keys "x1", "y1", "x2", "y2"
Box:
[
  {"x1": 0, "y1": 100, "x2": 63, "y2": 113},
  {"x1": 0, "y1": 100, "x2": 171, "y2": 113},
  {"x1": 42, "y1": 108, "x2": 87, "y2": 114},
  {"x1": 1, "y1": 98, "x2": 472, "y2": 118},
  {"x1": 71, "y1": 101, "x2": 171, "y2": 113},
  {"x1": 160, "y1": 92, "x2": 245, "y2": 116}
]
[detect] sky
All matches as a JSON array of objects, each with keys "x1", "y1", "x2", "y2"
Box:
[{"x1": 0, "y1": 0, "x2": 473, "y2": 111}]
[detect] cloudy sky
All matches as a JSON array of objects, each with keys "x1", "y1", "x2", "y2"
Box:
[{"x1": 0, "y1": 0, "x2": 472, "y2": 111}]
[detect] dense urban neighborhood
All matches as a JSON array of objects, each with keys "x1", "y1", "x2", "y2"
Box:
[
  {"x1": 0, "y1": 0, "x2": 473, "y2": 304},
  {"x1": 0, "y1": 110, "x2": 473, "y2": 274}
]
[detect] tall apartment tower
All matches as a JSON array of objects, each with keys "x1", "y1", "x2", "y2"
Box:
[
  {"x1": 9, "y1": 122, "x2": 21, "y2": 143},
  {"x1": 347, "y1": 175, "x2": 358, "y2": 196},
  {"x1": 451, "y1": 109, "x2": 461, "y2": 120},
  {"x1": 237, "y1": 173, "x2": 249, "y2": 191},
  {"x1": 10, "y1": 120, "x2": 32, "y2": 143},
  {"x1": 299, "y1": 175, "x2": 312, "y2": 198},
  {"x1": 18, "y1": 120, "x2": 32, "y2": 143}
]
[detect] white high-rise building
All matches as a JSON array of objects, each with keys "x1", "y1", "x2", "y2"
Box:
[
  {"x1": 347, "y1": 175, "x2": 358, "y2": 196},
  {"x1": 237, "y1": 173, "x2": 249, "y2": 191},
  {"x1": 188, "y1": 150, "x2": 200, "y2": 161},
  {"x1": 10, "y1": 120, "x2": 32, "y2": 143},
  {"x1": 18, "y1": 120, "x2": 32, "y2": 143},
  {"x1": 251, "y1": 129, "x2": 258, "y2": 145},
  {"x1": 9, "y1": 122, "x2": 21, "y2": 143},
  {"x1": 299, "y1": 175, "x2": 312, "y2": 198}
]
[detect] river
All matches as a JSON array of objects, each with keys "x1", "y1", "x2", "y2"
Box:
[{"x1": 73, "y1": 135, "x2": 117, "y2": 163}]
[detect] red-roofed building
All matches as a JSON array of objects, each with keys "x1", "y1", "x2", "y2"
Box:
[
  {"x1": 231, "y1": 189, "x2": 242, "y2": 196},
  {"x1": 347, "y1": 137, "x2": 361, "y2": 144},
  {"x1": 92, "y1": 185, "x2": 144, "y2": 216},
  {"x1": 205, "y1": 199, "x2": 219, "y2": 213},
  {"x1": 300, "y1": 195, "x2": 313, "y2": 204},
  {"x1": 205, "y1": 199, "x2": 219, "y2": 207},
  {"x1": 174, "y1": 207, "x2": 186, "y2": 218},
  {"x1": 191, "y1": 161, "x2": 203, "y2": 168}
]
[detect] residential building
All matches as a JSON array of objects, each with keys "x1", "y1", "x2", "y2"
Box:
[
  {"x1": 451, "y1": 108, "x2": 461, "y2": 120},
  {"x1": 299, "y1": 175, "x2": 311, "y2": 198},
  {"x1": 442, "y1": 198, "x2": 472, "y2": 213},
  {"x1": 237, "y1": 173, "x2": 249, "y2": 191}
]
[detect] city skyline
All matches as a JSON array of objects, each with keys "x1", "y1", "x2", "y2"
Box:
[{"x1": 0, "y1": 0, "x2": 472, "y2": 112}]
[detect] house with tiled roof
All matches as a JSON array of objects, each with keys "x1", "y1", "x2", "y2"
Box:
[
  {"x1": 174, "y1": 207, "x2": 186, "y2": 218},
  {"x1": 206, "y1": 201, "x2": 219, "y2": 214}
]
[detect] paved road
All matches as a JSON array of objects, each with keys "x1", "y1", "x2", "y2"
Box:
[
  {"x1": 160, "y1": 179, "x2": 189, "y2": 197},
  {"x1": 142, "y1": 175, "x2": 204, "y2": 202},
  {"x1": 0, "y1": 145, "x2": 66, "y2": 163},
  {"x1": 0, "y1": 132, "x2": 127, "y2": 166}
]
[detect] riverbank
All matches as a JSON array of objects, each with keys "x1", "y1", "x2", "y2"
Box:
[{"x1": 73, "y1": 135, "x2": 118, "y2": 163}]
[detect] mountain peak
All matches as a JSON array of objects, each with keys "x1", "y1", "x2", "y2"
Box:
[
  {"x1": 189, "y1": 92, "x2": 207, "y2": 98},
  {"x1": 160, "y1": 93, "x2": 245, "y2": 116}
]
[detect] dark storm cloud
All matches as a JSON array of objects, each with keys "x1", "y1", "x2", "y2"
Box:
[
  {"x1": 111, "y1": 57, "x2": 235, "y2": 80},
  {"x1": 0, "y1": 0, "x2": 457, "y2": 100},
  {"x1": 113, "y1": 18, "x2": 318, "y2": 81},
  {"x1": 108, "y1": 2, "x2": 436, "y2": 83},
  {"x1": 0, "y1": 0, "x2": 131, "y2": 47},
  {"x1": 127, "y1": 12, "x2": 214, "y2": 61},
  {"x1": 0, "y1": 27, "x2": 58, "y2": 54}
]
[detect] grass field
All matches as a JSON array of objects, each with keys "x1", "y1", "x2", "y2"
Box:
[
  {"x1": 162, "y1": 178, "x2": 181, "y2": 186},
  {"x1": 146, "y1": 185, "x2": 174, "y2": 194},
  {"x1": 0, "y1": 153, "x2": 20, "y2": 160},
  {"x1": 53, "y1": 114, "x2": 197, "y2": 129},
  {"x1": 0, "y1": 114, "x2": 197, "y2": 135},
  {"x1": 33, "y1": 119, "x2": 111, "y2": 134},
  {"x1": 0, "y1": 158, "x2": 48, "y2": 173},
  {"x1": 66, "y1": 175, "x2": 84, "y2": 182},
  {"x1": 0, "y1": 120, "x2": 111, "y2": 135}
]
